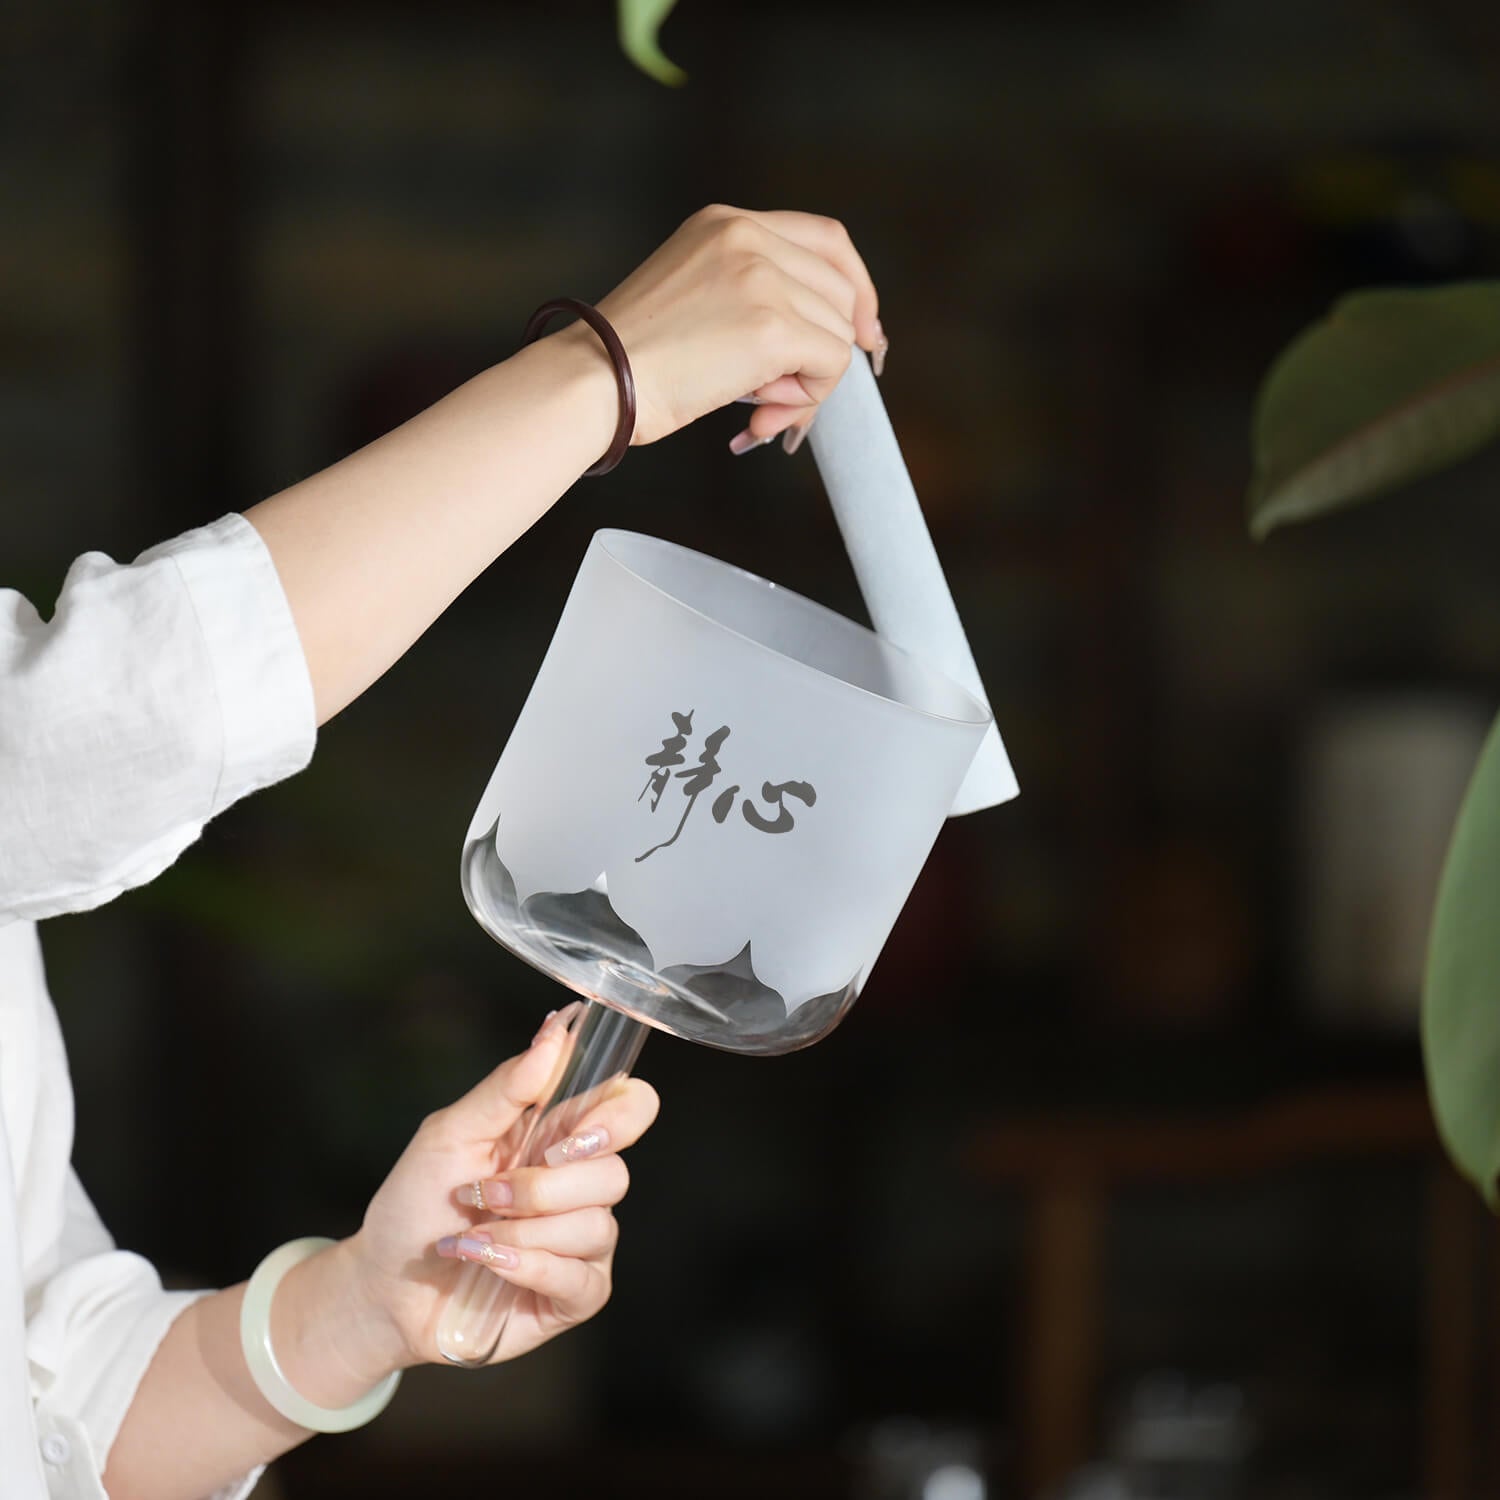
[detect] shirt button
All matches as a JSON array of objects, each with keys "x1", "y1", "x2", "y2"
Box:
[{"x1": 40, "y1": 1432, "x2": 71, "y2": 1465}]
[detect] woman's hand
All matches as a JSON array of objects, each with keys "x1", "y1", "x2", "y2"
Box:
[
  {"x1": 581, "y1": 204, "x2": 887, "y2": 453},
  {"x1": 106, "y1": 1008, "x2": 655, "y2": 1500},
  {"x1": 246, "y1": 204, "x2": 884, "y2": 723},
  {"x1": 336, "y1": 1004, "x2": 659, "y2": 1372}
]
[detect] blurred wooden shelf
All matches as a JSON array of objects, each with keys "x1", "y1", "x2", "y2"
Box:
[
  {"x1": 966, "y1": 1081, "x2": 1437, "y2": 1183},
  {"x1": 964, "y1": 1081, "x2": 1489, "y2": 1499}
]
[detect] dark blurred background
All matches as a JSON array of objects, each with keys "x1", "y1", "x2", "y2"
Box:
[{"x1": 6, "y1": 0, "x2": 1500, "y2": 1495}]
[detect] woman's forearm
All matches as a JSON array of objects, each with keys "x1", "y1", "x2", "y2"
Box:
[
  {"x1": 243, "y1": 203, "x2": 889, "y2": 727},
  {"x1": 245, "y1": 327, "x2": 617, "y2": 724},
  {"x1": 102, "y1": 1241, "x2": 406, "y2": 1500},
  {"x1": 102, "y1": 207, "x2": 883, "y2": 1495},
  {"x1": 101, "y1": 1025, "x2": 661, "y2": 1500}
]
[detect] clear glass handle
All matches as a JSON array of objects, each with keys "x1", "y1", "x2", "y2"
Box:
[{"x1": 435, "y1": 1001, "x2": 650, "y2": 1367}]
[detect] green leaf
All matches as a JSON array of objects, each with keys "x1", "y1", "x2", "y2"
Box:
[
  {"x1": 618, "y1": 0, "x2": 686, "y2": 86},
  {"x1": 1248, "y1": 281, "x2": 1500, "y2": 540},
  {"x1": 1424, "y1": 708, "x2": 1500, "y2": 1210}
]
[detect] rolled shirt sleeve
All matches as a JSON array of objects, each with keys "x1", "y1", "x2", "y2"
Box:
[
  {"x1": 0, "y1": 514, "x2": 316, "y2": 1495},
  {"x1": 0, "y1": 513, "x2": 317, "y2": 924}
]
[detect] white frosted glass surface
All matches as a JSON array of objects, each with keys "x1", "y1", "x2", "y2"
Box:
[
  {"x1": 809, "y1": 349, "x2": 1017, "y2": 814},
  {"x1": 467, "y1": 532, "x2": 989, "y2": 1016}
]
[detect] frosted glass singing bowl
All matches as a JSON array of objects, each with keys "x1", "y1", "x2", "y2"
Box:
[{"x1": 437, "y1": 529, "x2": 989, "y2": 1365}]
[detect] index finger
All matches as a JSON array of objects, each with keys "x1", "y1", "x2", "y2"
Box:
[
  {"x1": 748, "y1": 209, "x2": 882, "y2": 351},
  {"x1": 542, "y1": 1077, "x2": 661, "y2": 1165},
  {"x1": 439, "y1": 1002, "x2": 584, "y2": 1143}
]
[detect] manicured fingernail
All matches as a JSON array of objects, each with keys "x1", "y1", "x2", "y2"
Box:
[
  {"x1": 544, "y1": 1126, "x2": 611, "y2": 1167},
  {"x1": 729, "y1": 429, "x2": 773, "y2": 456},
  {"x1": 457, "y1": 1235, "x2": 519, "y2": 1269},
  {"x1": 872, "y1": 320, "x2": 888, "y2": 377},
  {"x1": 781, "y1": 422, "x2": 809, "y2": 456},
  {"x1": 532, "y1": 1002, "x2": 581, "y2": 1047},
  {"x1": 437, "y1": 1228, "x2": 490, "y2": 1257},
  {"x1": 734, "y1": 394, "x2": 766, "y2": 405},
  {"x1": 455, "y1": 1177, "x2": 515, "y2": 1212}
]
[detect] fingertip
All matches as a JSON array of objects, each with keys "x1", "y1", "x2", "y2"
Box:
[
  {"x1": 529, "y1": 1000, "x2": 583, "y2": 1052},
  {"x1": 597, "y1": 1075, "x2": 661, "y2": 1134},
  {"x1": 502, "y1": 1013, "x2": 573, "y2": 1104},
  {"x1": 634, "y1": 1078, "x2": 663, "y2": 1124},
  {"x1": 847, "y1": 260, "x2": 878, "y2": 328},
  {"x1": 728, "y1": 427, "x2": 775, "y2": 456},
  {"x1": 635, "y1": 1090, "x2": 663, "y2": 1138}
]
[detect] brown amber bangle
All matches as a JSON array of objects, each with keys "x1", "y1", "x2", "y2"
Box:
[{"x1": 521, "y1": 298, "x2": 637, "y2": 476}]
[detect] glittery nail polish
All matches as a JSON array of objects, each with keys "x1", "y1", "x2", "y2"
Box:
[
  {"x1": 437, "y1": 1227, "x2": 490, "y2": 1257},
  {"x1": 729, "y1": 429, "x2": 773, "y2": 456},
  {"x1": 544, "y1": 1126, "x2": 611, "y2": 1167},
  {"x1": 457, "y1": 1236, "x2": 519, "y2": 1269}
]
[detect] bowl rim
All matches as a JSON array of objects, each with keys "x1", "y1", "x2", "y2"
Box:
[{"x1": 594, "y1": 528, "x2": 993, "y2": 730}]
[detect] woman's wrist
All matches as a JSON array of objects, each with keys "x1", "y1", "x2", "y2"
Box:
[
  {"x1": 504, "y1": 318, "x2": 622, "y2": 464},
  {"x1": 268, "y1": 1237, "x2": 411, "y2": 1409}
]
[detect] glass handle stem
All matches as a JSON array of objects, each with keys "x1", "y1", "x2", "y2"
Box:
[{"x1": 434, "y1": 1001, "x2": 650, "y2": 1367}]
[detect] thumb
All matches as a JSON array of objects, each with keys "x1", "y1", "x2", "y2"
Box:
[{"x1": 442, "y1": 1003, "x2": 582, "y2": 1143}]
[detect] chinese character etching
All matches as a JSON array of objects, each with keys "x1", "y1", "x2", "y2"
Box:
[
  {"x1": 640, "y1": 710, "x2": 693, "y2": 811},
  {"x1": 636, "y1": 720, "x2": 731, "y2": 862},
  {"x1": 636, "y1": 710, "x2": 816, "y2": 862},
  {"x1": 741, "y1": 779, "x2": 817, "y2": 833}
]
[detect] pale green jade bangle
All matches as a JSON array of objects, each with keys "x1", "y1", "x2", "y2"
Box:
[{"x1": 239, "y1": 1237, "x2": 402, "y2": 1433}]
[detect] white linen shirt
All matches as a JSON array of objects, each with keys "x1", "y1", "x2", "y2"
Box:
[{"x1": 0, "y1": 514, "x2": 317, "y2": 1498}]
